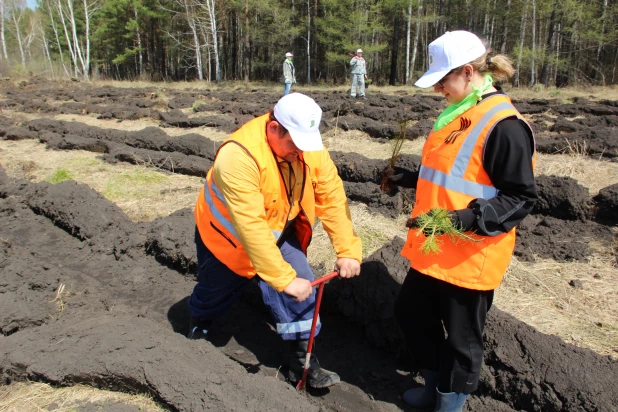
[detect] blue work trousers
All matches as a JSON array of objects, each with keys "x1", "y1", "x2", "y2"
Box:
[
  {"x1": 351, "y1": 74, "x2": 365, "y2": 97},
  {"x1": 284, "y1": 82, "x2": 292, "y2": 96},
  {"x1": 188, "y1": 227, "x2": 320, "y2": 341}
]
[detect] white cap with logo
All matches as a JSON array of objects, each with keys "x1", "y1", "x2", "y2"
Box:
[
  {"x1": 273, "y1": 93, "x2": 323, "y2": 152},
  {"x1": 285, "y1": 52, "x2": 293, "y2": 57},
  {"x1": 415, "y1": 31, "x2": 486, "y2": 88},
  {"x1": 356, "y1": 49, "x2": 363, "y2": 54}
]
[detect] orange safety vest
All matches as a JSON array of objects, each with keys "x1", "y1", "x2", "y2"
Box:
[
  {"x1": 194, "y1": 114, "x2": 318, "y2": 279},
  {"x1": 401, "y1": 94, "x2": 535, "y2": 290}
]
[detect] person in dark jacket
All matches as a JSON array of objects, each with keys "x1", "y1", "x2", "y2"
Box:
[{"x1": 391, "y1": 30, "x2": 538, "y2": 412}]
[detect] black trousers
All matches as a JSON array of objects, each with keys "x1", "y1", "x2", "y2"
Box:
[{"x1": 394, "y1": 268, "x2": 494, "y2": 394}]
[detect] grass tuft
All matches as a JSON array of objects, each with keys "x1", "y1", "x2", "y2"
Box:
[
  {"x1": 50, "y1": 283, "x2": 77, "y2": 315},
  {"x1": 103, "y1": 169, "x2": 168, "y2": 201},
  {"x1": 191, "y1": 100, "x2": 206, "y2": 112},
  {"x1": 46, "y1": 168, "x2": 73, "y2": 184},
  {"x1": 380, "y1": 119, "x2": 409, "y2": 192}
]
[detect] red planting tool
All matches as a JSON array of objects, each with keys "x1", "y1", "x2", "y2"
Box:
[{"x1": 295, "y1": 270, "x2": 339, "y2": 390}]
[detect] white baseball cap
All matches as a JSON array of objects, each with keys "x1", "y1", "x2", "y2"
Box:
[
  {"x1": 285, "y1": 52, "x2": 293, "y2": 57},
  {"x1": 415, "y1": 31, "x2": 486, "y2": 88},
  {"x1": 356, "y1": 49, "x2": 363, "y2": 53},
  {"x1": 273, "y1": 93, "x2": 323, "y2": 152}
]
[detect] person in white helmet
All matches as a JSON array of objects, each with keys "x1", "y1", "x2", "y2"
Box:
[
  {"x1": 349, "y1": 49, "x2": 367, "y2": 99},
  {"x1": 282, "y1": 52, "x2": 296, "y2": 96}
]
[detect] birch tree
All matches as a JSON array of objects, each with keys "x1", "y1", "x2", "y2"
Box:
[
  {"x1": 306, "y1": 0, "x2": 311, "y2": 84},
  {"x1": 161, "y1": 0, "x2": 204, "y2": 80},
  {"x1": 81, "y1": 0, "x2": 101, "y2": 79},
  {"x1": 44, "y1": 0, "x2": 71, "y2": 77},
  {"x1": 409, "y1": 0, "x2": 422, "y2": 83},
  {"x1": 514, "y1": 0, "x2": 528, "y2": 87},
  {"x1": 530, "y1": 0, "x2": 536, "y2": 86},
  {"x1": 8, "y1": 0, "x2": 26, "y2": 68},
  {"x1": 405, "y1": 0, "x2": 412, "y2": 84},
  {"x1": 196, "y1": 0, "x2": 220, "y2": 83},
  {"x1": 53, "y1": 0, "x2": 78, "y2": 76},
  {"x1": 0, "y1": 0, "x2": 8, "y2": 61}
]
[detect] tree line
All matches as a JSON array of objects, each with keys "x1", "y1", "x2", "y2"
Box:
[{"x1": 0, "y1": 0, "x2": 616, "y2": 87}]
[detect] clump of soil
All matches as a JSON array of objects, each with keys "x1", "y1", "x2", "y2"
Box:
[
  {"x1": 593, "y1": 183, "x2": 618, "y2": 225},
  {"x1": 515, "y1": 215, "x2": 614, "y2": 262},
  {"x1": 0, "y1": 180, "x2": 317, "y2": 411},
  {"x1": 343, "y1": 181, "x2": 413, "y2": 218},
  {"x1": 533, "y1": 175, "x2": 592, "y2": 220}
]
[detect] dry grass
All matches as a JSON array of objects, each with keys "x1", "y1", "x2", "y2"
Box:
[
  {"x1": 497, "y1": 243, "x2": 618, "y2": 357},
  {"x1": 535, "y1": 152, "x2": 618, "y2": 195},
  {"x1": 505, "y1": 84, "x2": 618, "y2": 102},
  {"x1": 307, "y1": 202, "x2": 409, "y2": 268},
  {"x1": 88, "y1": 79, "x2": 618, "y2": 102},
  {"x1": 322, "y1": 128, "x2": 426, "y2": 159},
  {"x1": 324, "y1": 127, "x2": 618, "y2": 195},
  {"x1": 50, "y1": 283, "x2": 78, "y2": 315},
  {"x1": 0, "y1": 140, "x2": 203, "y2": 221},
  {"x1": 2, "y1": 107, "x2": 231, "y2": 143},
  {"x1": 0, "y1": 381, "x2": 165, "y2": 412},
  {"x1": 55, "y1": 113, "x2": 161, "y2": 131}
]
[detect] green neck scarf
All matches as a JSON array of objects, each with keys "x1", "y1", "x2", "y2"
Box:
[{"x1": 433, "y1": 73, "x2": 494, "y2": 132}]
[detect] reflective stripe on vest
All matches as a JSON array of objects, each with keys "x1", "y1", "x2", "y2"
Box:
[
  {"x1": 418, "y1": 166, "x2": 498, "y2": 199},
  {"x1": 204, "y1": 179, "x2": 239, "y2": 239},
  {"x1": 451, "y1": 101, "x2": 516, "y2": 177},
  {"x1": 419, "y1": 101, "x2": 515, "y2": 200},
  {"x1": 204, "y1": 179, "x2": 283, "y2": 242}
]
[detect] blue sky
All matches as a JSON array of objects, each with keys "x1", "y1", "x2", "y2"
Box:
[{"x1": 26, "y1": 0, "x2": 37, "y2": 9}]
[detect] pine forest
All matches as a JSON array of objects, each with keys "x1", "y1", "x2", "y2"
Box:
[{"x1": 0, "y1": 0, "x2": 616, "y2": 87}]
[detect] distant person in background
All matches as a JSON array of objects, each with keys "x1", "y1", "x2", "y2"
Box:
[
  {"x1": 282, "y1": 52, "x2": 296, "y2": 96},
  {"x1": 349, "y1": 49, "x2": 367, "y2": 99},
  {"x1": 390, "y1": 31, "x2": 537, "y2": 412}
]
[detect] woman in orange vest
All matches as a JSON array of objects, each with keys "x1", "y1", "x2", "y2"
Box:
[{"x1": 391, "y1": 31, "x2": 537, "y2": 411}]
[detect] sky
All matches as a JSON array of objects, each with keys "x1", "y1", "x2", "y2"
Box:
[{"x1": 26, "y1": 0, "x2": 37, "y2": 9}]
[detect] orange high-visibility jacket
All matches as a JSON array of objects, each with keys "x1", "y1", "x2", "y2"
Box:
[
  {"x1": 401, "y1": 94, "x2": 535, "y2": 290},
  {"x1": 195, "y1": 114, "x2": 362, "y2": 292}
]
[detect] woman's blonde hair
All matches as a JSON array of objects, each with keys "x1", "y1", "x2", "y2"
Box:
[{"x1": 468, "y1": 50, "x2": 515, "y2": 82}]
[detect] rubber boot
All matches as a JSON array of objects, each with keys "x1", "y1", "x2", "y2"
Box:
[
  {"x1": 187, "y1": 317, "x2": 212, "y2": 340},
  {"x1": 434, "y1": 388, "x2": 469, "y2": 412},
  {"x1": 287, "y1": 340, "x2": 340, "y2": 388},
  {"x1": 403, "y1": 369, "x2": 439, "y2": 407}
]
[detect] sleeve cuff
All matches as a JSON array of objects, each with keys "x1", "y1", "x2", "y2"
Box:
[{"x1": 454, "y1": 208, "x2": 476, "y2": 231}]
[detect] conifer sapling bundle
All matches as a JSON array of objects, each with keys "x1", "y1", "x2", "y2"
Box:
[
  {"x1": 409, "y1": 207, "x2": 478, "y2": 255},
  {"x1": 380, "y1": 119, "x2": 408, "y2": 192}
]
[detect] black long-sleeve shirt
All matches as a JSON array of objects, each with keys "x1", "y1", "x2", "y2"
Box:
[{"x1": 454, "y1": 91, "x2": 538, "y2": 235}]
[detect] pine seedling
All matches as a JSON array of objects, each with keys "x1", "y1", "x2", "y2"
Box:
[
  {"x1": 380, "y1": 119, "x2": 408, "y2": 192},
  {"x1": 414, "y1": 208, "x2": 479, "y2": 255}
]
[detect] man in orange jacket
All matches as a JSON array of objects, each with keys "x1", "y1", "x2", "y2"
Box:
[{"x1": 188, "y1": 93, "x2": 362, "y2": 388}]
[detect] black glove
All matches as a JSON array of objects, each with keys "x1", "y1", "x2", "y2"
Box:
[{"x1": 388, "y1": 166, "x2": 418, "y2": 189}]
